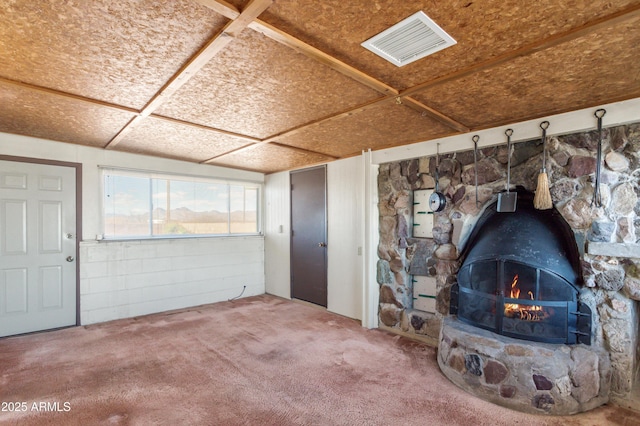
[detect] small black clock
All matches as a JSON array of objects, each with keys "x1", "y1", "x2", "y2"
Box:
[{"x1": 429, "y1": 190, "x2": 446, "y2": 212}]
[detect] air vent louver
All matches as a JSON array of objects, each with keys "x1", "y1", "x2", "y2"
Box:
[{"x1": 361, "y1": 11, "x2": 456, "y2": 67}]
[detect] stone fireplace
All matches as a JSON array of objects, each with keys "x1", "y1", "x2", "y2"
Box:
[
  {"x1": 452, "y1": 188, "x2": 592, "y2": 345},
  {"x1": 376, "y1": 120, "x2": 640, "y2": 414},
  {"x1": 441, "y1": 188, "x2": 607, "y2": 414}
]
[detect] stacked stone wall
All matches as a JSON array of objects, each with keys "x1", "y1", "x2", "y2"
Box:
[{"x1": 377, "y1": 121, "x2": 640, "y2": 403}]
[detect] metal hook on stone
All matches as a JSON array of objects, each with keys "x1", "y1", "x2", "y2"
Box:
[
  {"x1": 591, "y1": 109, "x2": 606, "y2": 207},
  {"x1": 472, "y1": 135, "x2": 480, "y2": 207},
  {"x1": 497, "y1": 129, "x2": 517, "y2": 212},
  {"x1": 539, "y1": 121, "x2": 550, "y2": 173}
]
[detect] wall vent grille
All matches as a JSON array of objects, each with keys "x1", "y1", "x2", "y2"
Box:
[{"x1": 361, "y1": 11, "x2": 456, "y2": 67}]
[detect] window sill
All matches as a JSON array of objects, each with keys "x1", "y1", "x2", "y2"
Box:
[{"x1": 92, "y1": 234, "x2": 263, "y2": 243}]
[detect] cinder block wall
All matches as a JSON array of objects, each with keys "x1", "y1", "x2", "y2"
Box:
[{"x1": 79, "y1": 236, "x2": 264, "y2": 324}]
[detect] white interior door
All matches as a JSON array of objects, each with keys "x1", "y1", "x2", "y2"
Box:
[{"x1": 0, "y1": 160, "x2": 77, "y2": 337}]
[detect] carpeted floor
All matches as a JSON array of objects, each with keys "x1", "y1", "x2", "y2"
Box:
[{"x1": 0, "y1": 295, "x2": 637, "y2": 425}]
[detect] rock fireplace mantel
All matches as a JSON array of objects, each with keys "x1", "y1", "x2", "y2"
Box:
[{"x1": 376, "y1": 120, "x2": 640, "y2": 414}]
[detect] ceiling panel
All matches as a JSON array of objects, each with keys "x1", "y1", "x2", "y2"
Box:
[
  {"x1": 155, "y1": 29, "x2": 382, "y2": 139},
  {"x1": 0, "y1": 0, "x2": 638, "y2": 175},
  {"x1": 0, "y1": 0, "x2": 228, "y2": 109},
  {"x1": 223, "y1": 0, "x2": 250, "y2": 9},
  {"x1": 0, "y1": 81, "x2": 135, "y2": 147},
  {"x1": 258, "y1": 0, "x2": 640, "y2": 90},
  {"x1": 209, "y1": 143, "x2": 335, "y2": 174},
  {"x1": 115, "y1": 117, "x2": 253, "y2": 163},
  {"x1": 411, "y1": 15, "x2": 640, "y2": 129},
  {"x1": 275, "y1": 101, "x2": 455, "y2": 158}
]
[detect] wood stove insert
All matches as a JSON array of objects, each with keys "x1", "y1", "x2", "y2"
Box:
[{"x1": 451, "y1": 188, "x2": 591, "y2": 345}]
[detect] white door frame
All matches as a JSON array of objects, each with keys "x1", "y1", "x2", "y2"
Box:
[{"x1": 0, "y1": 154, "x2": 82, "y2": 327}]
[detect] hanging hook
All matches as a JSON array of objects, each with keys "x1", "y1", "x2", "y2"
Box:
[
  {"x1": 434, "y1": 143, "x2": 441, "y2": 191},
  {"x1": 539, "y1": 121, "x2": 550, "y2": 172},
  {"x1": 591, "y1": 109, "x2": 606, "y2": 207},
  {"x1": 505, "y1": 129, "x2": 514, "y2": 193},
  {"x1": 472, "y1": 135, "x2": 479, "y2": 207}
]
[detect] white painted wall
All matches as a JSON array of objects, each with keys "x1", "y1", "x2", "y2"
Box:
[
  {"x1": 0, "y1": 133, "x2": 264, "y2": 238},
  {"x1": 264, "y1": 171, "x2": 291, "y2": 299},
  {"x1": 0, "y1": 132, "x2": 266, "y2": 324},
  {"x1": 362, "y1": 151, "x2": 380, "y2": 329},
  {"x1": 79, "y1": 236, "x2": 263, "y2": 324},
  {"x1": 11, "y1": 98, "x2": 634, "y2": 328},
  {"x1": 263, "y1": 158, "x2": 367, "y2": 321},
  {"x1": 264, "y1": 97, "x2": 640, "y2": 328},
  {"x1": 327, "y1": 157, "x2": 363, "y2": 320}
]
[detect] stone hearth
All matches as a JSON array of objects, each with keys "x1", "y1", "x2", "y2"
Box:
[
  {"x1": 438, "y1": 317, "x2": 610, "y2": 415},
  {"x1": 376, "y1": 120, "x2": 640, "y2": 413}
]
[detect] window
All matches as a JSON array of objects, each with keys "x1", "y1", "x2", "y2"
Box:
[{"x1": 102, "y1": 168, "x2": 261, "y2": 238}]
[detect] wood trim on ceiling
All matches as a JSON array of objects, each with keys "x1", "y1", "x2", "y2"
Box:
[
  {"x1": 217, "y1": 97, "x2": 397, "y2": 162},
  {"x1": 247, "y1": 1, "x2": 640, "y2": 149},
  {"x1": 208, "y1": 140, "x2": 337, "y2": 160},
  {"x1": 248, "y1": 20, "x2": 398, "y2": 96},
  {"x1": 200, "y1": 141, "x2": 259, "y2": 164},
  {"x1": 195, "y1": 0, "x2": 465, "y2": 134},
  {"x1": 195, "y1": 0, "x2": 240, "y2": 20},
  {"x1": 201, "y1": 140, "x2": 337, "y2": 166},
  {"x1": 268, "y1": 142, "x2": 339, "y2": 159},
  {"x1": 0, "y1": 77, "x2": 261, "y2": 144},
  {"x1": 224, "y1": 96, "x2": 469, "y2": 161},
  {"x1": 6, "y1": 0, "x2": 638, "y2": 168},
  {"x1": 150, "y1": 115, "x2": 261, "y2": 143},
  {"x1": 402, "y1": 97, "x2": 470, "y2": 133},
  {"x1": 262, "y1": 96, "x2": 393, "y2": 144},
  {"x1": 197, "y1": 0, "x2": 640, "y2": 152},
  {"x1": 195, "y1": 0, "x2": 399, "y2": 96},
  {"x1": 400, "y1": 2, "x2": 640, "y2": 98},
  {"x1": 105, "y1": 0, "x2": 274, "y2": 149},
  {"x1": 0, "y1": 77, "x2": 138, "y2": 115},
  {"x1": 2, "y1": 0, "x2": 463, "y2": 162}
]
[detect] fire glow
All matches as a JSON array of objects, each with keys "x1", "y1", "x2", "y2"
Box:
[{"x1": 504, "y1": 274, "x2": 549, "y2": 321}]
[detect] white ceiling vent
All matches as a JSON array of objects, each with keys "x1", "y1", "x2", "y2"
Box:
[{"x1": 361, "y1": 11, "x2": 456, "y2": 67}]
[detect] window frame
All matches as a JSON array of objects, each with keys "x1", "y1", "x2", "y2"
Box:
[{"x1": 100, "y1": 166, "x2": 263, "y2": 240}]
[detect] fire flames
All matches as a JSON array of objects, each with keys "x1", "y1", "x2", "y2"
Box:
[{"x1": 504, "y1": 274, "x2": 548, "y2": 321}]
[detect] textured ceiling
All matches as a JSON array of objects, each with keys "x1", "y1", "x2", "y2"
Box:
[{"x1": 1, "y1": 0, "x2": 639, "y2": 174}]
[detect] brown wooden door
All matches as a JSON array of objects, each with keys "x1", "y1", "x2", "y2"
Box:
[{"x1": 290, "y1": 166, "x2": 327, "y2": 307}]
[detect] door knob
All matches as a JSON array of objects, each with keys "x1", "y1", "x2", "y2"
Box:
[
  {"x1": 318, "y1": 242, "x2": 327, "y2": 247},
  {"x1": 66, "y1": 256, "x2": 75, "y2": 262}
]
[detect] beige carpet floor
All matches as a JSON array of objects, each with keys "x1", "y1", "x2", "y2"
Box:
[{"x1": 0, "y1": 295, "x2": 637, "y2": 425}]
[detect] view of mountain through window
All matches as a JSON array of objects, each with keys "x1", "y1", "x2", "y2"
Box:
[{"x1": 103, "y1": 169, "x2": 260, "y2": 238}]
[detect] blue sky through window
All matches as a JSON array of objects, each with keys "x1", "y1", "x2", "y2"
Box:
[{"x1": 103, "y1": 170, "x2": 259, "y2": 237}]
